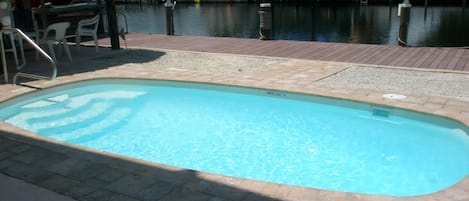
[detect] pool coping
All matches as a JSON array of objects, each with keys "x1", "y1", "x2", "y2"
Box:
[{"x1": 1, "y1": 48, "x2": 469, "y2": 201}]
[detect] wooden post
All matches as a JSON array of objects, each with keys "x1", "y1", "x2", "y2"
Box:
[
  {"x1": 106, "y1": 0, "x2": 120, "y2": 50},
  {"x1": 165, "y1": 0, "x2": 174, "y2": 35},
  {"x1": 398, "y1": 5, "x2": 410, "y2": 46},
  {"x1": 259, "y1": 3, "x2": 272, "y2": 40}
]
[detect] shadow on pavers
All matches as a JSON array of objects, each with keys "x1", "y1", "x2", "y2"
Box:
[
  {"x1": 0, "y1": 128, "x2": 284, "y2": 201},
  {"x1": 4, "y1": 48, "x2": 166, "y2": 84},
  {"x1": 0, "y1": 173, "x2": 75, "y2": 201}
]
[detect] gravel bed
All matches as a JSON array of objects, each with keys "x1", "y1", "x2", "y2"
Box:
[
  {"x1": 95, "y1": 49, "x2": 286, "y2": 74},
  {"x1": 85, "y1": 49, "x2": 469, "y2": 101},
  {"x1": 318, "y1": 66, "x2": 469, "y2": 100}
]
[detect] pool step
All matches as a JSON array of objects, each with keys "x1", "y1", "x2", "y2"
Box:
[
  {"x1": 37, "y1": 101, "x2": 114, "y2": 136},
  {"x1": 27, "y1": 99, "x2": 103, "y2": 127},
  {"x1": 7, "y1": 97, "x2": 103, "y2": 132},
  {"x1": 49, "y1": 107, "x2": 132, "y2": 142},
  {"x1": 4, "y1": 95, "x2": 73, "y2": 127},
  {"x1": 20, "y1": 94, "x2": 71, "y2": 111},
  {"x1": 2, "y1": 89, "x2": 147, "y2": 142}
]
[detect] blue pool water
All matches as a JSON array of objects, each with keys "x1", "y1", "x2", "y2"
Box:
[{"x1": 1, "y1": 79, "x2": 469, "y2": 196}]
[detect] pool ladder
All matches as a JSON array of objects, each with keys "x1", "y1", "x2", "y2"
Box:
[
  {"x1": 1, "y1": 28, "x2": 57, "y2": 84},
  {"x1": 118, "y1": 13, "x2": 129, "y2": 49}
]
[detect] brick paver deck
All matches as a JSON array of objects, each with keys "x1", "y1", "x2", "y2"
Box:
[{"x1": 1, "y1": 41, "x2": 469, "y2": 201}]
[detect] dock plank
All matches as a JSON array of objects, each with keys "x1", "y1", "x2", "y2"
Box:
[
  {"x1": 96, "y1": 34, "x2": 469, "y2": 72},
  {"x1": 305, "y1": 43, "x2": 343, "y2": 60},
  {"x1": 294, "y1": 43, "x2": 330, "y2": 59},
  {"x1": 428, "y1": 48, "x2": 451, "y2": 69},
  {"x1": 373, "y1": 46, "x2": 402, "y2": 65},
  {"x1": 393, "y1": 47, "x2": 422, "y2": 67},
  {"x1": 384, "y1": 47, "x2": 410, "y2": 66},
  {"x1": 446, "y1": 49, "x2": 465, "y2": 70},
  {"x1": 348, "y1": 45, "x2": 384, "y2": 64},
  {"x1": 320, "y1": 43, "x2": 354, "y2": 61},
  {"x1": 454, "y1": 52, "x2": 469, "y2": 71},
  {"x1": 362, "y1": 46, "x2": 398, "y2": 65},
  {"x1": 333, "y1": 44, "x2": 368, "y2": 62},
  {"x1": 464, "y1": 54, "x2": 469, "y2": 71},
  {"x1": 412, "y1": 48, "x2": 438, "y2": 68}
]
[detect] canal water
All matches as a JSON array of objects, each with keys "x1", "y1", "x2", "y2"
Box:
[{"x1": 116, "y1": 3, "x2": 469, "y2": 47}]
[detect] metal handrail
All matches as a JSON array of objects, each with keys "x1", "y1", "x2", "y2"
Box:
[
  {"x1": 118, "y1": 13, "x2": 129, "y2": 48},
  {"x1": 118, "y1": 13, "x2": 129, "y2": 34},
  {"x1": 0, "y1": 28, "x2": 57, "y2": 84}
]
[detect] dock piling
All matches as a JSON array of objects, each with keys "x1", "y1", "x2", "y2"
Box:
[
  {"x1": 398, "y1": 0, "x2": 411, "y2": 47},
  {"x1": 165, "y1": 0, "x2": 175, "y2": 35},
  {"x1": 259, "y1": 3, "x2": 272, "y2": 40}
]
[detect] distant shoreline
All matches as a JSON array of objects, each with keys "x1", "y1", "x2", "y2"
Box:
[{"x1": 117, "y1": 0, "x2": 467, "y2": 6}]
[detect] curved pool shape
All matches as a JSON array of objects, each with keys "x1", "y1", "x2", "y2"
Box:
[{"x1": 1, "y1": 79, "x2": 469, "y2": 196}]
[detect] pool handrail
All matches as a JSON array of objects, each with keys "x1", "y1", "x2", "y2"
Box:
[{"x1": 0, "y1": 28, "x2": 57, "y2": 84}]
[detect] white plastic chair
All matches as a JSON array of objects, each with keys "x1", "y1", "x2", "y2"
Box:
[
  {"x1": 1, "y1": 7, "x2": 26, "y2": 70},
  {"x1": 37, "y1": 22, "x2": 72, "y2": 62},
  {"x1": 75, "y1": 14, "x2": 100, "y2": 52},
  {"x1": 2, "y1": 31, "x2": 26, "y2": 70}
]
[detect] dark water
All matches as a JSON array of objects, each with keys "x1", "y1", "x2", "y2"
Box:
[{"x1": 116, "y1": 3, "x2": 469, "y2": 47}]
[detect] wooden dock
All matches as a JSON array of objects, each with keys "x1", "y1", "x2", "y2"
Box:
[{"x1": 98, "y1": 34, "x2": 469, "y2": 72}]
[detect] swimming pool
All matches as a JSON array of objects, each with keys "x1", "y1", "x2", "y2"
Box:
[{"x1": 1, "y1": 79, "x2": 468, "y2": 196}]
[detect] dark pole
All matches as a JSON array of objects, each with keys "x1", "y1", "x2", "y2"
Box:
[
  {"x1": 106, "y1": 0, "x2": 120, "y2": 50},
  {"x1": 97, "y1": 0, "x2": 105, "y2": 34},
  {"x1": 165, "y1": 0, "x2": 175, "y2": 35},
  {"x1": 259, "y1": 2, "x2": 272, "y2": 40},
  {"x1": 398, "y1": 1, "x2": 411, "y2": 47},
  {"x1": 36, "y1": 0, "x2": 49, "y2": 29}
]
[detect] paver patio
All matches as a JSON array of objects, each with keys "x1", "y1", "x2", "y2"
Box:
[{"x1": 0, "y1": 36, "x2": 469, "y2": 200}]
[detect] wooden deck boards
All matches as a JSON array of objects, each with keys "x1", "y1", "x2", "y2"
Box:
[
  {"x1": 346, "y1": 44, "x2": 380, "y2": 63},
  {"x1": 461, "y1": 51, "x2": 469, "y2": 71},
  {"x1": 359, "y1": 45, "x2": 391, "y2": 64},
  {"x1": 98, "y1": 34, "x2": 469, "y2": 72},
  {"x1": 394, "y1": 47, "x2": 421, "y2": 67},
  {"x1": 330, "y1": 44, "x2": 363, "y2": 61},
  {"x1": 447, "y1": 49, "x2": 465, "y2": 70},
  {"x1": 429, "y1": 48, "x2": 451, "y2": 69}
]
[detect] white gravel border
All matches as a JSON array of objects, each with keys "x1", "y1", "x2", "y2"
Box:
[{"x1": 317, "y1": 66, "x2": 469, "y2": 101}]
